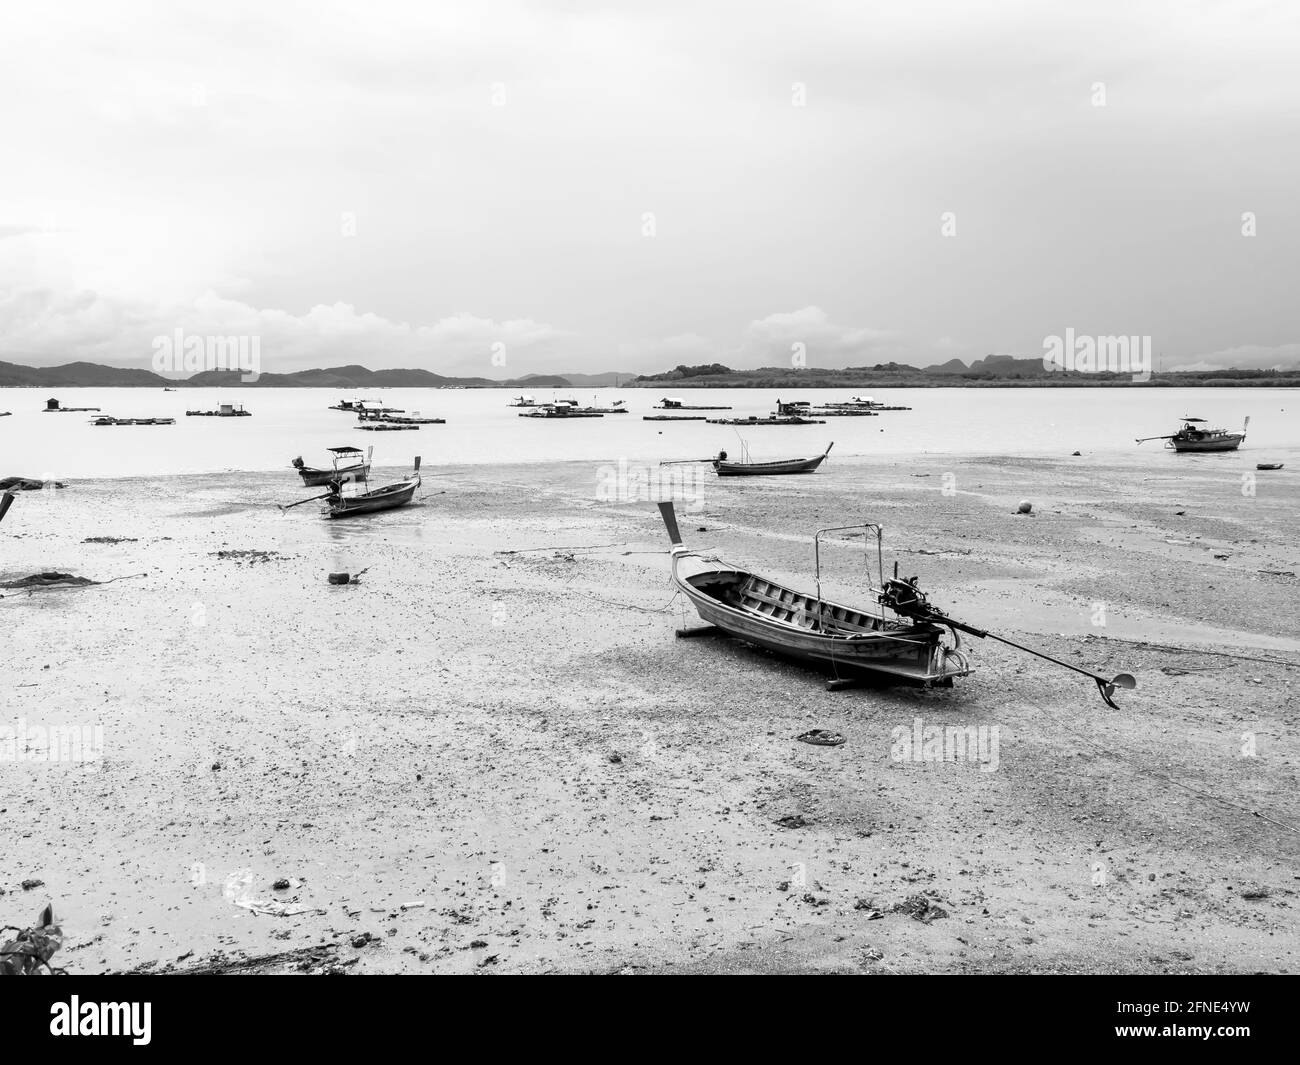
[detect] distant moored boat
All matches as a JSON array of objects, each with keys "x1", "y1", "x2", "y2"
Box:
[{"x1": 1137, "y1": 417, "x2": 1249, "y2": 452}]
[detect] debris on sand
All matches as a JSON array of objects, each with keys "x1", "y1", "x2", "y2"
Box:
[
  {"x1": 796, "y1": 729, "x2": 845, "y2": 747},
  {"x1": 224, "y1": 870, "x2": 324, "y2": 917},
  {"x1": 0, "y1": 477, "x2": 67, "y2": 491},
  {"x1": 328, "y1": 568, "x2": 369, "y2": 585},
  {"x1": 775, "y1": 813, "x2": 810, "y2": 829},
  {"x1": 1240, "y1": 886, "x2": 1271, "y2": 900},
  {"x1": 1, "y1": 573, "x2": 99, "y2": 589},
  {"x1": 211, "y1": 549, "x2": 286, "y2": 565},
  {"x1": 892, "y1": 893, "x2": 950, "y2": 923},
  {"x1": 905, "y1": 547, "x2": 973, "y2": 556},
  {"x1": 139, "y1": 943, "x2": 347, "y2": 975},
  {"x1": 82, "y1": 536, "x2": 138, "y2": 544},
  {"x1": 0, "y1": 904, "x2": 64, "y2": 975},
  {"x1": 231, "y1": 896, "x2": 323, "y2": 918}
]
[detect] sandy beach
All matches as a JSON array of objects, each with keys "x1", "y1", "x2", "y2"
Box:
[{"x1": 3, "y1": 454, "x2": 1297, "y2": 974}]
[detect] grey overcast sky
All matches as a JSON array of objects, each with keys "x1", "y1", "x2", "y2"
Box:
[{"x1": 1, "y1": 0, "x2": 1297, "y2": 377}]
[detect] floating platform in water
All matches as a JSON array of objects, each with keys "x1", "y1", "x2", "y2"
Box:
[
  {"x1": 706, "y1": 415, "x2": 826, "y2": 426},
  {"x1": 656, "y1": 399, "x2": 731, "y2": 410},
  {"x1": 519, "y1": 408, "x2": 605, "y2": 419},
  {"x1": 644, "y1": 415, "x2": 707, "y2": 421},
  {"x1": 187, "y1": 404, "x2": 251, "y2": 417}
]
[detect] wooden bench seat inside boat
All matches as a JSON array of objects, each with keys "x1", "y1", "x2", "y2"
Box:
[{"x1": 690, "y1": 572, "x2": 888, "y2": 635}]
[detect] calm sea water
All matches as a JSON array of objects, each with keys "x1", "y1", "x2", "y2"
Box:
[{"x1": 1, "y1": 386, "x2": 1294, "y2": 479}]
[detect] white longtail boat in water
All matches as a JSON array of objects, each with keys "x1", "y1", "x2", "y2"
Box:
[{"x1": 1137, "y1": 417, "x2": 1249, "y2": 452}]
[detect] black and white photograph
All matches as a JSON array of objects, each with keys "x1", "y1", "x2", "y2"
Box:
[{"x1": 1, "y1": 0, "x2": 1295, "y2": 1034}]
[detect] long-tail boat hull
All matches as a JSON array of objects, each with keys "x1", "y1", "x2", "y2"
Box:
[
  {"x1": 713, "y1": 455, "x2": 827, "y2": 475},
  {"x1": 1170, "y1": 434, "x2": 1244, "y2": 452},
  {"x1": 297, "y1": 464, "x2": 367, "y2": 486},
  {"x1": 658, "y1": 503, "x2": 969, "y2": 685},
  {"x1": 326, "y1": 477, "x2": 419, "y2": 518},
  {"x1": 713, "y1": 444, "x2": 832, "y2": 476},
  {"x1": 1138, "y1": 417, "x2": 1249, "y2": 453}
]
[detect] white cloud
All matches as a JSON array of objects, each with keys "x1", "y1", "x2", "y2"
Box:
[
  {"x1": 0, "y1": 287, "x2": 564, "y2": 375},
  {"x1": 737, "y1": 306, "x2": 899, "y2": 366},
  {"x1": 1175, "y1": 344, "x2": 1300, "y2": 373}
]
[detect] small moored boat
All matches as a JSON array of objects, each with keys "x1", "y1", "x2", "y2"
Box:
[
  {"x1": 712, "y1": 442, "x2": 833, "y2": 476},
  {"x1": 1137, "y1": 417, "x2": 1249, "y2": 452},
  {"x1": 325, "y1": 457, "x2": 421, "y2": 519},
  {"x1": 292, "y1": 446, "x2": 370, "y2": 487}
]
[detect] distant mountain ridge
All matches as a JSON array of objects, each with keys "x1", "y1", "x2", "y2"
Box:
[
  {"x1": 629, "y1": 357, "x2": 1298, "y2": 388},
  {"x1": 0, "y1": 360, "x2": 636, "y2": 389},
  {"x1": 2, "y1": 357, "x2": 1293, "y2": 389}
]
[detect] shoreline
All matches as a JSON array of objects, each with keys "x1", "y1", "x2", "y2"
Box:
[{"x1": 5, "y1": 445, "x2": 1297, "y2": 485}]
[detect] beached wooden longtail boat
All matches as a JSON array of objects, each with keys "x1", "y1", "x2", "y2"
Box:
[
  {"x1": 293, "y1": 446, "x2": 371, "y2": 487},
  {"x1": 325, "y1": 459, "x2": 421, "y2": 518},
  {"x1": 324, "y1": 458, "x2": 420, "y2": 518},
  {"x1": 281, "y1": 454, "x2": 420, "y2": 518},
  {"x1": 1137, "y1": 417, "x2": 1249, "y2": 452},
  {"x1": 657, "y1": 503, "x2": 1136, "y2": 705},
  {"x1": 713, "y1": 442, "x2": 833, "y2": 476}
]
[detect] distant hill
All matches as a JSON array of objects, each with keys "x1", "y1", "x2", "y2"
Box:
[
  {"x1": 509, "y1": 375, "x2": 571, "y2": 389},
  {"x1": 0, "y1": 361, "x2": 639, "y2": 389},
  {"x1": 183, "y1": 365, "x2": 501, "y2": 388},
  {"x1": 0, "y1": 360, "x2": 171, "y2": 387},
  {"x1": 939, "y1": 354, "x2": 1054, "y2": 377},
  {"x1": 538, "y1": 371, "x2": 635, "y2": 387},
  {"x1": 3, "y1": 357, "x2": 1294, "y2": 390},
  {"x1": 629, "y1": 359, "x2": 1300, "y2": 388},
  {"x1": 0, "y1": 360, "x2": 606, "y2": 389}
]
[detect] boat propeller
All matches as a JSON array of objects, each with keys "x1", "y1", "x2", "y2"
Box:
[{"x1": 879, "y1": 575, "x2": 1137, "y2": 709}]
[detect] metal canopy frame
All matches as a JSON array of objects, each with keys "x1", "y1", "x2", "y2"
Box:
[{"x1": 813, "y1": 523, "x2": 884, "y2": 616}]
